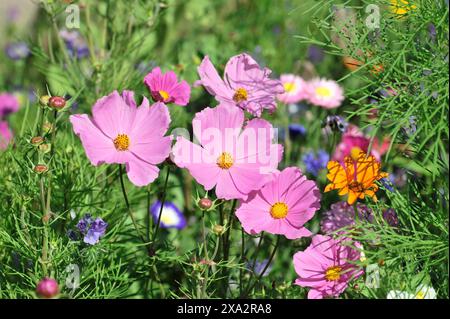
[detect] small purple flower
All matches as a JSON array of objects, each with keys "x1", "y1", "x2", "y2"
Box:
[
  {"x1": 75, "y1": 214, "x2": 107, "y2": 245},
  {"x1": 383, "y1": 208, "x2": 399, "y2": 227},
  {"x1": 5, "y1": 42, "x2": 30, "y2": 60},
  {"x1": 76, "y1": 214, "x2": 93, "y2": 233},
  {"x1": 307, "y1": 45, "x2": 324, "y2": 64},
  {"x1": 288, "y1": 124, "x2": 306, "y2": 139},
  {"x1": 246, "y1": 259, "x2": 272, "y2": 277},
  {"x1": 428, "y1": 23, "x2": 436, "y2": 41},
  {"x1": 84, "y1": 218, "x2": 108, "y2": 245},
  {"x1": 67, "y1": 229, "x2": 78, "y2": 241},
  {"x1": 150, "y1": 201, "x2": 186, "y2": 229},
  {"x1": 59, "y1": 29, "x2": 89, "y2": 59},
  {"x1": 320, "y1": 202, "x2": 373, "y2": 234},
  {"x1": 302, "y1": 150, "x2": 329, "y2": 177}
]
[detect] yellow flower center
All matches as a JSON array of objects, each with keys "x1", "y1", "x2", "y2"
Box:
[
  {"x1": 350, "y1": 147, "x2": 363, "y2": 161},
  {"x1": 283, "y1": 82, "x2": 297, "y2": 93},
  {"x1": 233, "y1": 88, "x2": 248, "y2": 103},
  {"x1": 270, "y1": 202, "x2": 288, "y2": 219},
  {"x1": 415, "y1": 291, "x2": 425, "y2": 299},
  {"x1": 325, "y1": 266, "x2": 342, "y2": 281},
  {"x1": 158, "y1": 90, "x2": 170, "y2": 101},
  {"x1": 315, "y1": 86, "x2": 332, "y2": 98},
  {"x1": 216, "y1": 152, "x2": 234, "y2": 169},
  {"x1": 113, "y1": 134, "x2": 130, "y2": 151}
]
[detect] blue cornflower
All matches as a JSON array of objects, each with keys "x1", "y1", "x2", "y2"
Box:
[
  {"x1": 5, "y1": 42, "x2": 30, "y2": 60},
  {"x1": 288, "y1": 124, "x2": 306, "y2": 139},
  {"x1": 302, "y1": 150, "x2": 329, "y2": 177}
]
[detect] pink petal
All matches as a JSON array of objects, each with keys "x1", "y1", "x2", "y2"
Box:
[
  {"x1": 125, "y1": 155, "x2": 160, "y2": 187},
  {"x1": 92, "y1": 91, "x2": 136, "y2": 138},
  {"x1": 172, "y1": 136, "x2": 221, "y2": 190},
  {"x1": 169, "y1": 80, "x2": 191, "y2": 106},
  {"x1": 69, "y1": 114, "x2": 126, "y2": 165},
  {"x1": 197, "y1": 56, "x2": 233, "y2": 101}
]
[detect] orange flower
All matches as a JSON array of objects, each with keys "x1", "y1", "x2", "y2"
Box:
[{"x1": 324, "y1": 151, "x2": 388, "y2": 205}]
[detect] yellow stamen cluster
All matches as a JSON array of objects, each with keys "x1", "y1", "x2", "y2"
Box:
[
  {"x1": 315, "y1": 86, "x2": 332, "y2": 98},
  {"x1": 233, "y1": 88, "x2": 248, "y2": 103},
  {"x1": 216, "y1": 152, "x2": 234, "y2": 169},
  {"x1": 114, "y1": 134, "x2": 130, "y2": 151},
  {"x1": 270, "y1": 202, "x2": 288, "y2": 219},
  {"x1": 325, "y1": 266, "x2": 342, "y2": 281}
]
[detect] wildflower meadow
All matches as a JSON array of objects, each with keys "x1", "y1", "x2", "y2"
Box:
[{"x1": 0, "y1": 0, "x2": 448, "y2": 304}]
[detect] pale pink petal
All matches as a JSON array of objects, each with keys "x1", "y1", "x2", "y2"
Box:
[
  {"x1": 125, "y1": 155, "x2": 160, "y2": 187},
  {"x1": 69, "y1": 114, "x2": 127, "y2": 165},
  {"x1": 197, "y1": 56, "x2": 233, "y2": 101},
  {"x1": 92, "y1": 90, "x2": 136, "y2": 138}
]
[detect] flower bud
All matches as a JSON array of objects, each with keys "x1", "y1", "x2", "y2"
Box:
[
  {"x1": 212, "y1": 224, "x2": 225, "y2": 236},
  {"x1": 198, "y1": 198, "x2": 212, "y2": 210},
  {"x1": 48, "y1": 96, "x2": 66, "y2": 110},
  {"x1": 42, "y1": 122, "x2": 54, "y2": 134},
  {"x1": 39, "y1": 95, "x2": 51, "y2": 107},
  {"x1": 36, "y1": 277, "x2": 59, "y2": 298},
  {"x1": 30, "y1": 136, "x2": 44, "y2": 146},
  {"x1": 38, "y1": 143, "x2": 51, "y2": 154},
  {"x1": 34, "y1": 164, "x2": 48, "y2": 174}
]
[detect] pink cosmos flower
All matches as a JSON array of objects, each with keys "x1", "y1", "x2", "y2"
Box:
[
  {"x1": 172, "y1": 103, "x2": 283, "y2": 200},
  {"x1": 235, "y1": 167, "x2": 320, "y2": 239},
  {"x1": 306, "y1": 78, "x2": 344, "y2": 109},
  {"x1": 293, "y1": 234, "x2": 363, "y2": 299},
  {"x1": 196, "y1": 53, "x2": 284, "y2": 117},
  {"x1": 70, "y1": 90, "x2": 172, "y2": 187},
  {"x1": 277, "y1": 74, "x2": 308, "y2": 104},
  {"x1": 144, "y1": 67, "x2": 191, "y2": 106},
  {"x1": 0, "y1": 121, "x2": 13, "y2": 150},
  {"x1": 0, "y1": 93, "x2": 20, "y2": 118},
  {"x1": 333, "y1": 125, "x2": 390, "y2": 162}
]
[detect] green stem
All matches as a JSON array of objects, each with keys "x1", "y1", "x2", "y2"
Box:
[
  {"x1": 240, "y1": 235, "x2": 280, "y2": 298},
  {"x1": 118, "y1": 164, "x2": 146, "y2": 242},
  {"x1": 151, "y1": 166, "x2": 171, "y2": 246}
]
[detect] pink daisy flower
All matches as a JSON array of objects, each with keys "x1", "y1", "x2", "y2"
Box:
[
  {"x1": 306, "y1": 78, "x2": 344, "y2": 109},
  {"x1": 0, "y1": 93, "x2": 20, "y2": 118},
  {"x1": 277, "y1": 74, "x2": 308, "y2": 104},
  {"x1": 143, "y1": 67, "x2": 191, "y2": 106},
  {"x1": 293, "y1": 234, "x2": 364, "y2": 299},
  {"x1": 70, "y1": 90, "x2": 172, "y2": 187},
  {"x1": 0, "y1": 121, "x2": 13, "y2": 150},
  {"x1": 333, "y1": 125, "x2": 390, "y2": 162},
  {"x1": 172, "y1": 103, "x2": 283, "y2": 200},
  {"x1": 196, "y1": 53, "x2": 284, "y2": 117},
  {"x1": 235, "y1": 167, "x2": 320, "y2": 239}
]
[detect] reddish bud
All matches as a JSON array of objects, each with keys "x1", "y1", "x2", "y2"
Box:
[
  {"x1": 48, "y1": 96, "x2": 66, "y2": 110},
  {"x1": 36, "y1": 277, "x2": 59, "y2": 298},
  {"x1": 31, "y1": 136, "x2": 44, "y2": 146},
  {"x1": 34, "y1": 164, "x2": 48, "y2": 174},
  {"x1": 198, "y1": 198, "x2": 212, "y2": 210}
]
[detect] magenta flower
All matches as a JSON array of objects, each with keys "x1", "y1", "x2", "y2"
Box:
[
  {"x1": 172, "y1": 104, "x2": 283, "y2": 200},
  {"x1": 236, "y1": 167, "x2": 320, "y2": 239},
  {"x1": 0, "y1": 93, "x2": 19, "y2": 118},
  {"x1": 333, "y1": 125, "x2": 390, "y2": 162},
  {"x1": 196, "y1": 53, "x2": 284, "y2": 117},
  {"x1": 70, "y1": 90, "x2": 172, "y2": 187},
  {"x1": 0, "y1": 121, "x2": 13, "y2": 150},
  {"x1": 293, "y1": 235, "x2": 363, "y2": 299},
  {"x1": 144, "y1": 67, "x2": 191, "y2": 106},
  {"x1": 277, "y1": 74, "x2": 308, "y2": 104}
]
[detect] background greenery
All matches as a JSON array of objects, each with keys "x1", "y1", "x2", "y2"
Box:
[{"x1": 0, "y1": 0, "x2": 448, "y2": 299}]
